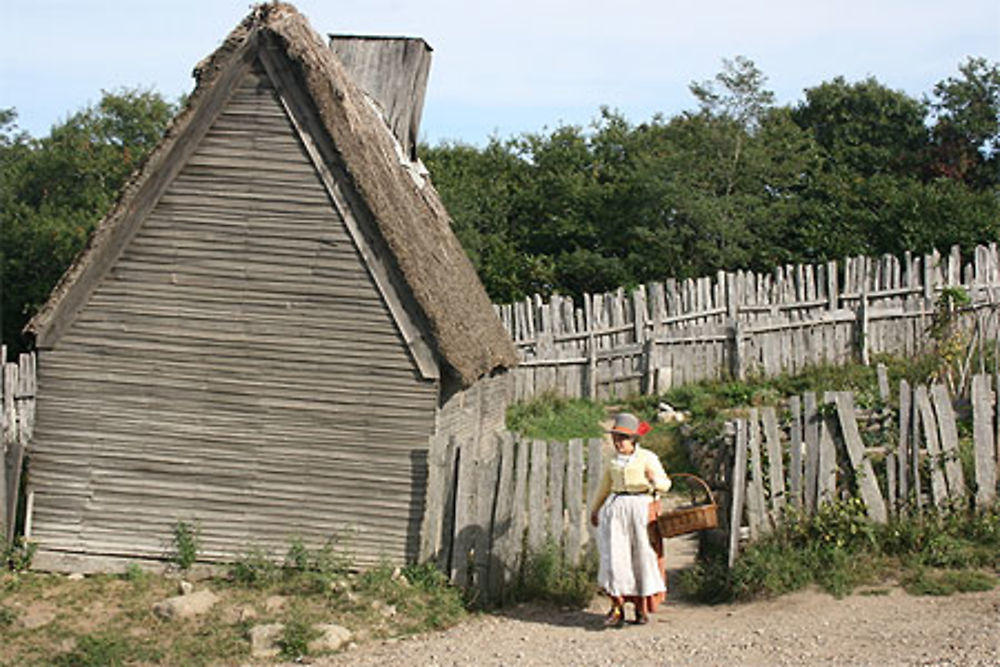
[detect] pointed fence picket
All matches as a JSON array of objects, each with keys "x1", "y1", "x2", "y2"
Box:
[
  {"x1": 727, "y1": 371, "x2": 1000, "y2": 564},
  {"x1": 1, "y1": 347, "x2": 36, "y2": 545},
  {"x1": 420, "y1": 430, "x2": 609, "y2": 603},
  {"x1": 498, "y1": 244, "x2": 1000, "y2": 402}
]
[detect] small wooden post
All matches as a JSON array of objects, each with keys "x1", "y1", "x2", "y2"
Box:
[
  {"x1": 729, "y1": 320, "x2": 745, "y2": 381},
  {"x1": 585, "y1": 295, "x2": 597, "y2": 400},
  {"x1": 971, "y1": 375, "x2": 997, "y2": 508},
  {"x1": 898, "y1": 380, "x2": 912, "y2": 513},
  {"x1": 565, "y1": 439, "x2": 585, "y2": 565},
  {"x1": 931, "y1": 384, "x2": 966, "y2": 504},
  {"x1": 803, "y1": 392, "x2": 820, "y2": 513},
  {"x1": 833, "y1": 392, "x2": 888, "y2": 523},
  {"x1": 914, "y1": 386, "x2": 948, "y2": 508},
  {"x1": 746, "y1": 409, "x2": 768, "y2": 536},
  {"x1": 528, "y1": 440, "x2": 548, "y2": 551},
  {"x1": 488, "y1": 432, "x2": 517, "y2": 594},
  {"x1": 728, "y1": 419, "x2": 749, "y2": 568},
  {"x1": 761, "y1": 407, "x2": 786, "y2": 514},
  {"x1": 859, "y1": 284, "x2": 870, "y2": 366},
  {"x1": 547, "y1": 441, "x2": 566, "y2": 546},
  {"x1": 788, "y1": 395, "x2": 803, "y2": 508}
]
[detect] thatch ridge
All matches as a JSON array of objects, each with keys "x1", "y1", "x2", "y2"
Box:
[{"x1": 26, "y1": 2, "x2": 517, "y2": 386}]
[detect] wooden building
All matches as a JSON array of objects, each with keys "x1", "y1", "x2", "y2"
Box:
[{"x1": 22, "y1": 3, "x2": 517, "y2": 572}]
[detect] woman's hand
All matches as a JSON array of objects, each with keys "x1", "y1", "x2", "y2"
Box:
[
  {"x1": 590, "y1": 510, "x2": 599, "y2": 527},
  {"x1": 645, "y1": 466, "x2": 656, "y2": 482}
]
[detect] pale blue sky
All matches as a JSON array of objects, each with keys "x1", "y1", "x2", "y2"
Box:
[{"x1": 3, "y1": 0, "x2": 998, "y2": 145}]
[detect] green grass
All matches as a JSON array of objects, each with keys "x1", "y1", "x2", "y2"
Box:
[
  {"x1": 1, "y1": 540, "x2": 469, "y2": 666},
  {"x1": 506, "y1": 540, "x2": 598, "y2": 609},
  {"x1": 678, "y1": 502, "x2": 1000, "y2": 603},
  {"x1": 506, "y1": 391, "x2": 605, "y2": 440}
]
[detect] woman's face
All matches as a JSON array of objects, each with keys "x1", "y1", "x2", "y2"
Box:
[{"x1": 612, "y1": 432, "x2": 635, "y2": 454}]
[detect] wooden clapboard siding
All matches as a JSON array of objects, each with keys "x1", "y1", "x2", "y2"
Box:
[{"x1": 29, "y1": 62, "x2": 437, "y2": 567}]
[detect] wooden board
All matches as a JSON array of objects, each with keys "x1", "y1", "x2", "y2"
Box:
[
  {"x1": 788, "y1": 396, "x2": 803, "y2": 508},
  {"x1": 803, "y1": 392, "x2": 820, "y2": 512},
  {"x1": 565, "y1": 439, "x2": 585, "y2": 565},
  {"x1": 761, "y1": 407, "x2": 786, "y2": 514},
  {"x1": 914, "y1": 386, "x2": 948, "y2": 507},
  {"x1": 728, "y1": 419, "x2": 749, "y2": 568},
  {"x1": 746, "y1": 409, "x2": 768, "y2": 536},
  {"x1": 488, "y1": 432, "x2": 517, "y2": 593},
  {"x1": 971, "y1": 375, "x2": 997, "y2": 508},
  {"x1": 527, "y1": 440, "x2": 548, "y2": 550},
  {"x1": 832, "y1": 392, "x2": 888, "y2": 523},
  {"x1": 548, "y1": 441, "x2": 566, "y2": 545},
  {"x1": 930, "y1": 384, "x2": 967, "y2": 502},
  {"x1": 450, "y1": 436, "x2": 479, "y2": 586}
]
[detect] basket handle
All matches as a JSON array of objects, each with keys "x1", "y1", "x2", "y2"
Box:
[{"x1": 668, "y1": 473, "x2": 715, "y2": 504}]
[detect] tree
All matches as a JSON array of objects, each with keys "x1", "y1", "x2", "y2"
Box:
[
  {"x1": 1, "y1": 89, "x2": 177, "y2": 352},
  {"x1": 926, "y1": 57, "x2": 1000, "y2": 190}
]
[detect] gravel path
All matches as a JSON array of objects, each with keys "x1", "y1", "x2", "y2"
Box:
[
  {"x1": 314, "y1": 535, "x2": 1000, "y2": 666},
  {"x1": 316, "y1": 586, "x2": 1000, "y2": 666}
]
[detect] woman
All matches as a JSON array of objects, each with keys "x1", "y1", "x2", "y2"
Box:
[{"x1": 589, "y1": 412, "x2": 671, "y2": 627}]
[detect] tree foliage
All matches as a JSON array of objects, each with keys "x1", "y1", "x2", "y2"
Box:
[
  {"x1": 424, "y1": 57, "x2": 1000, "y2": 302},
  {"x1": 1, "y1": 89, "x2": 177, "y2": 352},
  {"x1": 3, "y1": 60, "x2": 999, "y2": 352}
]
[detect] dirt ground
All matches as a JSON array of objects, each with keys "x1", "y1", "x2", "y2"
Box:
[{"x1": 314, "y1": 534, "x2": 1000, "y2": 667}]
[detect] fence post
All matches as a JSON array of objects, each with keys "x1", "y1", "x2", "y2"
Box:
[
  {"x1": 584, "y1": 294, "x2": 597, "y2": 400},
  {"x1": 858, "y1": 262, "x2": 871, "y2": 365},
  {"x1": 729, "y1": 320, "x2": 745, "y2": 381},
  {"x1": 728, "y1": 419, "x2": 748, "y2": 568},
  {"x1": 0, "y1": 352, "x2": 7, "y2": 544}
]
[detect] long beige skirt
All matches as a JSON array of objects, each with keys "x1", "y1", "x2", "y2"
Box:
[{"x1": 597, "y1": 494, "x2": 666, "y2": 598}]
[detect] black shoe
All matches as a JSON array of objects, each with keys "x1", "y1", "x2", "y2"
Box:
[{"x1": 603, "y1": 606, "x2": 625, "y2": 628}]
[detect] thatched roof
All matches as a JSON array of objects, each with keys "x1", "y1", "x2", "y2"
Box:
[{"x1": 25, "y1": 2, "x2": 517, "y2": 386}]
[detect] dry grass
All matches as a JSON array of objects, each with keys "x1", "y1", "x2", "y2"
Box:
[{"x1": 0, "y1": 560, "x2": 467, "y2": 666}]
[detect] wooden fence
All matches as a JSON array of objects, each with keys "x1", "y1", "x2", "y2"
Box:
[
  {"x1": 1, "y1": 347, "x2": 36, "y2": 545},
  {"x1": 496, "y1": 244, "x2": 1000, "y2": 402},
  {"x1": 419, "y1": 430, "x2": 608, "y2": 602},
  {"x1": 727, "y1": 368, "x2": 1000, "y2": 566}
]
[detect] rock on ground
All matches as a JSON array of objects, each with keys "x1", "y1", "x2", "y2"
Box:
[{"x1": 151, "y1": 589, "x2": 219, "y2": 620}]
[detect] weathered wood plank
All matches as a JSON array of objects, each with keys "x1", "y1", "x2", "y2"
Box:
[
  {"x1": 803, "y1": 392, "x2": 819, "y2": 513},
  {"x1": 450, "y1": 437, "x2": 478, "y2": 586},
  {"x1": 488, "y1": 432, "x2": 517, "y2": 594},
  {"x1": 527, "y1": 440, "x2": 548, "y2": 550},
  {"x1": 971, "y1": 375, "x2": 997, "y2": 508},
  {"x1": 788, "y1": 395, "x2": 803, "y2": 508},
  {"x1": 817, "y1": 408, "x2": 838, "y2": 506},
  {"x1": 832, "y1": 392, "x2": 888, "y2": 523},
  {"x1": 586, "y1": 437, "x2": 603, "y2": 548},
  {"x1": 728, "y1": 419, "x2": 749, "y2": 568},
  {"x1": 914, "y1": 385, "x2": 949, "y2": 507},
  {"x1": 897, "y1": 380, "x2": 911, "y2": 512},
  {"x1": 510, "y1": 436, "x2": 530, "y2": 570},
  {"x1": 930, "y1": 384, "x2": 967, "y2": 502},
  {"x1": 746, "y1": 409, "x2": 768, "y2": 536},
  {"x1": 473, "y1": 449, "x2": 500, "y2": 597},
  {"x1": 565, "y1": 439, "x2": 585, "y2": 565},
  {"x1": 548, "y1": 441, "x2": 567, "y2": 545},
  {"x1": 418, "y1": 434, "x2": 452, "y2": 565},
  {"x1": 761, "y1": 407, "x2": 786, "y2": 514}
]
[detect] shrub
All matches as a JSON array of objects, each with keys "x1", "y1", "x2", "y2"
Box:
[
  {"x1": 279, "y1": 615, "x2": 320, "y2": 661},
  {"x1": 506, "y1": 392, "x2": 605, "y2": 440},
  {"x1": 508, "y1": 540, "x2": 597, "y2": 609},
  {"x1": 170, "y1": 521, "x2": 199, "y2": 571}
]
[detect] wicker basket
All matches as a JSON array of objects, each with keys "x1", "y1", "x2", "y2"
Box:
[{"x1": 657, "y1": 473, "x2": 718, "y2": 538}]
